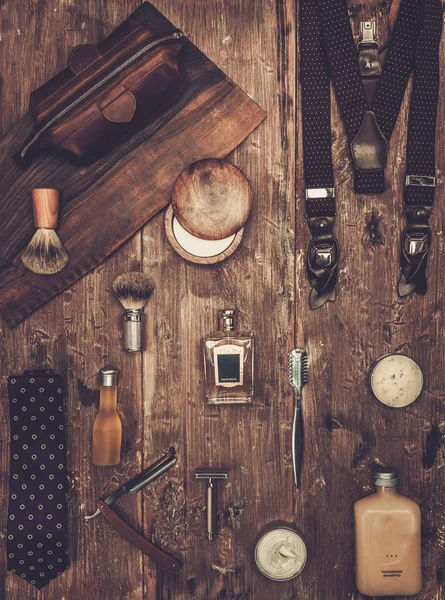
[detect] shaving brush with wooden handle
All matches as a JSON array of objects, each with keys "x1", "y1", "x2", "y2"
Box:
[{"x1": 21, "y1": 188, "x2": 69, "y2": 275}]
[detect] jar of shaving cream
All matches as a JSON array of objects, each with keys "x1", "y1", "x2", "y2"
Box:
[
  {"x1": 254, "y1": 527, "x2": 307, "y2": 581},
  {"x1": 370, "y1": 354, "x2": 423, "y2": 408}
]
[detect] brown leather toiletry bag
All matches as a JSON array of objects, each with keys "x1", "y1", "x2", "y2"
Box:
[{"x1": 18, "y1": 15, "x2": 188, "y2": 166}]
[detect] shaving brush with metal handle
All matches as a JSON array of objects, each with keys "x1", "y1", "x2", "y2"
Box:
[
  {"x1": 112, "y1": 271, "x2": 155, "y2": 352},
  {"x1": 288, "y1": 348, "x2": 309, "y2": 489}
]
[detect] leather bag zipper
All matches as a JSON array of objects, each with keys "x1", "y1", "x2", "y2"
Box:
[{"x1": 20, "y1": 30, "x2": 183, "y2": 159}]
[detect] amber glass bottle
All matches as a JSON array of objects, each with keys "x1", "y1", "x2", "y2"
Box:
[
  {"x1": 354, "y1": 468, "x2": 421, "y2": 597},
  {"x1": 93, "y1": 368, "x2": 122, "y2": 466}
]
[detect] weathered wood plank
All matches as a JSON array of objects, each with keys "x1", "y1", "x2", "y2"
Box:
[
  {"x1": 295, "y1": 2, "x2": 445, "y2": 600},
  {"x1": 141, "y1": 0, "x2": 296, "y2": 598},
  {"x1": 1, "y1": 0, "x2": 444, "y2": 599}
]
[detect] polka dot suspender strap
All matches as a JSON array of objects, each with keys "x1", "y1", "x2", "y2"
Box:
[
  {"x1": 398, "y1": 0, "x2": 443, "y2": 297},
  {"x1": 300, "y1": 0, "x2": 339, "y2": 309},
  {"x1": 300, "y1": 0, "x2": 443, "y2": 305},
  {"x1": 7, "y1": 371, "x2": 69, "y2": 590}
]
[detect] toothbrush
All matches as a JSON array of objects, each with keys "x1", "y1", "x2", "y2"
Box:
[{"x1": 288, "y1": 349, "x2": 309, "y2": 489}]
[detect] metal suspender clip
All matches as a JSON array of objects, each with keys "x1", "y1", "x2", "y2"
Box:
[
  {"x1": 306, "y1": 218, "x2": 339, "y2": 309},
  {"x1": 405, "y1": 175, "x2": 436, "y2": 187},
  {"x1": 305, "y1": 187, "x2": 335, "y2": 200},
  {"x1": 358, "y1": 21, "x2": 376, "y2": 46},
  {"x1": 398, "y1": 205, "x2": 432, "y2": 297},
  {"x1": 305, "y1": 187, "x2": 338, "y2": 308}
]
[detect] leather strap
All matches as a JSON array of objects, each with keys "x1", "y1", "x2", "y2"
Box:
[{"x1": 97, "y1": 501, "x2": 182, "y2": 572}]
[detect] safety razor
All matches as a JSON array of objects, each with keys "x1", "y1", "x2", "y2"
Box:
[{"x1": 195, "y1": 468, "x2": 228, "y2": 541}]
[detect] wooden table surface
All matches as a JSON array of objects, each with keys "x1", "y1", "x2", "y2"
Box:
[{"x1": 0, "y1": 1, "x2": 444, "y2": 599}]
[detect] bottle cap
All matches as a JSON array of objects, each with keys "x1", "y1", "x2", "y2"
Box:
[
  {"x1": 100, "y1": 368, "x2": 119, "y2": 387},
  {"x1": 219, "y1": 309, "x2": 236, "y2": 333},
  {"x1": 374, "y1": 467, "x2": 399, "y2": 487}
]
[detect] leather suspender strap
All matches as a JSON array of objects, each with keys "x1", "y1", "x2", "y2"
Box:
[{"x1": 399, "y1": 0, "x2": 442, "y2": 297}]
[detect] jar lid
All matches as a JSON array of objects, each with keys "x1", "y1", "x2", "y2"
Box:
[
  {"x1": 370, "y1": 353, "x2": 423, "y2": 408},
  {"x1": 171, "y1": 159, "x2": 253, "y2": 240}
]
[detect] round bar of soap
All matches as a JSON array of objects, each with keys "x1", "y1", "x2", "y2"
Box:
[
  {"x1": 255, "y1": 528, "x2": 307, "y2": 581},
  {"x1": 172, "y1": 159, "x2": 253, "y2": 240},
  {"x1": 370, "y1": 354, "x2": 423, "y2": 408}
]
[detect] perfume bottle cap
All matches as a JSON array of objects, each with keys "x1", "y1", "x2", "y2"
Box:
[
  {"x1": 100, "y1": 368, "x2": 119, "y2": 387},
  {"x1": 219, "y1": 309, "x2": 236, "y2": 333},
  {"x1": 374, "y1": 467, "x2": 399, "y2": 487}
]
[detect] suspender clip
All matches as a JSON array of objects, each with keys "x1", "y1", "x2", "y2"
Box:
[
  {"x1": 398, "y1": 206, "x2": 432, "y2": 297},
  {"x1": 307, "y1": 217, "x2": 339, "y2": 308},
  {"x1": 358, "y1": 21, "x2": 377, "y2": 47},
  {"x1": 305, "y1": 187, "x2": 335, "y2": 200},
  {"x1": 403, "y1": 205, "x2": 432, "y2": 255},
  {"x1": 403, "y1": 229, "x2": 429, "y2": 257},
  {"x1": 405, "y1": 175, "x2": 436, "y2": 187}
]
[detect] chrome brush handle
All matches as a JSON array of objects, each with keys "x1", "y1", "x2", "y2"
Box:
[
  {"x1": 123, "y1": 310, "x2": 143, "y2": 352},
  {"x1": 292, "y1": 389, "x2": 303, "y2": 489}
]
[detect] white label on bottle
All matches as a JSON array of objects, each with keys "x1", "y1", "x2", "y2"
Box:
[{"x1": 214, "y1": 345, "x2": 244, "y2": 388}]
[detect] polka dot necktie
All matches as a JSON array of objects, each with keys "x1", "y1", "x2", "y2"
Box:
[{"x1": 7, "y1": 371, "x2": 69, "y2": 590}]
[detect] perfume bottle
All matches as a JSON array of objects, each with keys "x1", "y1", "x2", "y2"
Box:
[
  {"x1": 203, "y1": 309, "x2": 254, "y2": 404},
  {"x1": 354, "y1": 467, "x2": 421, "y2": 597}
]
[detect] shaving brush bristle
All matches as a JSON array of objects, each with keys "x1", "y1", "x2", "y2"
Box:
[
  {"x1": 21, "y1": 228, "x2": 70, "y2": 275},
  {"x1": 112, "y1": 271, "x2": 155, "y2": 311}
]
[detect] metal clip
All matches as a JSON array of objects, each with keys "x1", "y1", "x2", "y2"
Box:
[
  {"x1": 405, "y1": 175, "x2": 436, "y2": 187},
  {"x1": 305, "y1": 187, "x2": 335, "y2": 200},
  {"x1": 403, "y1": 229, "x2": 429, "y2": 256},
  {"x1": 358, "y1": 21, "x2": 376, "y2": 46},
  {"x1": 313, "y1": 241, "x2": 336, "y2": 268}
]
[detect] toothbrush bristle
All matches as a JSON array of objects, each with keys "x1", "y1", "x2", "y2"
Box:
[{"x1": 288, "y1": 349, "x2": 308, "y2": 388}]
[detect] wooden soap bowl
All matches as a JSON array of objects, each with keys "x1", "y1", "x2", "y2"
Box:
[{"x1": 171, "y1": 158, "x2": 253, "y2": 240}]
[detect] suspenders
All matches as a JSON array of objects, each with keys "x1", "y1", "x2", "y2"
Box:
[{"x1": 300, "y1": 0, "x2": 443, "y2": 308}]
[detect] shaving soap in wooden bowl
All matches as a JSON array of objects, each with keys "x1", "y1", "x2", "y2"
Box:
[
  {"x1": 166, "y1": 159, "x2": 252, "y2": 264},
  {"x1": 370, "y1": 354, "x2": 423, "y2": 408}
]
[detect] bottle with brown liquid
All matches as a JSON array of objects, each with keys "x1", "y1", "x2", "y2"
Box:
[
  {"x1": 354, "y1": 467, "x2": 421, "y2": 597},
  {"x1": 93, "y1": 368, "x2": 122, "y2": 466}
]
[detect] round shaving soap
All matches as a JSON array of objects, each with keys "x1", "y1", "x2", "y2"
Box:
[
  {"x1": 370, "y1": 354, "x2": 423, "y2": 408},
  {"x1": 255, "y1": 528, "x2": 307, "y2": 581}
]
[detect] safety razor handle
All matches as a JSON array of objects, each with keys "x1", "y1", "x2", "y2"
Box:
[{"x1": 206, "y1": 480, "x2": 216, "y2": 541}]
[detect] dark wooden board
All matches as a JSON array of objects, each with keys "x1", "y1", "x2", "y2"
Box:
[
  {"x1": 0, "y1": 2, "x2": 265, "y2": 328},
  {"x1": 0, "y1": 1, "x2": 444, "y2": 600}
]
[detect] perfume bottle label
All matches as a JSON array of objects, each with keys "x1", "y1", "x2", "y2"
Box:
[{"x1": 214, "y1": 345, "x2": 244, "y2": 387}]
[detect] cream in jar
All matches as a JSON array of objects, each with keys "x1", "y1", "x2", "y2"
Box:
[{"x1": 255, "y1": 528, "x2": 307, "y2": 581}]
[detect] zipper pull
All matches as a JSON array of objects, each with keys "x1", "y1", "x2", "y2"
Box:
[{"x1": 172, "y1": 30, "x2": 184, "y2": 39}]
